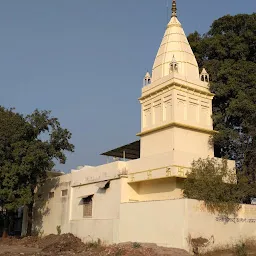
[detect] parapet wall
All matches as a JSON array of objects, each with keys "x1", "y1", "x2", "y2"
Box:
[{"x1": 119, "y1": 199, "x2": 256, "y2": 252}]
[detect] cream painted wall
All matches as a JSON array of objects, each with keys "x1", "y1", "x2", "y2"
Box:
[
  {"x1": 186, "y1": 200, "x2": 256, "y2": 250},
  {"x1": 172, "y1": 88, "x2": 213, "y2": 130},
  {"x1": 71, "y1": 179, "x2": 121, "y2": 221},
  {"x1": 71, "y1": 161, "x2": 126, "y2": 187},
  {"x1": 140, "y1": 129, "x2": 174, "y2": 158},
  {"x1": 140, "y1": 126, "x2": 213, "y2": 159},
  {"x1": 119, "y1": 199, "x2": 187, "y2": 248},
  {"x1": 34, "y1": 174, "x2": 71, "y2": 235},
  {"x1": 172, "y1": 127, "x2": 214, "y2": 157},
  {"x1": 69, "y1": 179, "x2": 121, "y2": 243},
  {"x1": 69, "y1": 219, "x2": 120, "y2": 244},
  {"x1": 34, "y1": 163, "x2": 124, "y2": 244},
  {"x1": 119, "y1": 199, "x2": 256, "y2": 252},
  {"x1": 127, "y1": 151, "x2": 173, "y2": 173},
  {"x1": 140, "y1": 85, "x2": 213, "y2": 135},
  {"x1": 139, "y1": 80, "x2": 214, "y2": 159}
]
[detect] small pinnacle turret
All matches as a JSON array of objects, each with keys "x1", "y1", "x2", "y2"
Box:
[
  {"x1": 200, "y1": 68, "x2": 210, "y2": 83},
  {"x1": 143, "y1": 71, "x2": 151, "y2": 86}
]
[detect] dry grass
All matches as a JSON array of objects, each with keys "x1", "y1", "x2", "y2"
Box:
[{"x1": 202, "y1": 238, "x2": 256, "y2": 256}]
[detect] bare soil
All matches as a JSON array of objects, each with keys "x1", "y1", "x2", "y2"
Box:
[{"x1": 0, "y1": 234, "x2": 191, "y2": 256}]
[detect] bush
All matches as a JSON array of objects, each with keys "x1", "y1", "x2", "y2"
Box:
[{"x1": 183, "y1": 157, "x2": 244, "y2": 215}]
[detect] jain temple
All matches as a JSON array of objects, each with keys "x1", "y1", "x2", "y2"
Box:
[{"x1": 23, "y1": 1, "x2": 256, "y2": 252}]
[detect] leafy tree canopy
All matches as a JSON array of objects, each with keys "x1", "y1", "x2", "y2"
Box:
[
  {"x1": 188, "y1": 13, "x2": 256, "y2": 179},
  {"x1": 0, "y1": 107, "x2": 74, "y2": 235}
]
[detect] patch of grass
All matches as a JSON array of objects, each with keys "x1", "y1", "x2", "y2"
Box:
[
  {"x1": 234, "y1": 242, "x2": 247, "y2": 256},
  {"x1": 87, "y1": 238, "x2": 102, "y2": 248},
  {"x1": 202, "y1": 238, "x2": 256, "y2": 256},
  {"x1": 132, "y1": 242, "x2": 141, "y2": 249}
]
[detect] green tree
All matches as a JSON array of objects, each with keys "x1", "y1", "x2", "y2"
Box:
[
  {"x1": 183, "y1": 158, "x2": 254, "y2": 215},
  {"x1": 0, "y1": 107, "x2": 74, "y2": 236},
  {"x1": 188, "y1": 14, "x2": 256, "y2": 187}
]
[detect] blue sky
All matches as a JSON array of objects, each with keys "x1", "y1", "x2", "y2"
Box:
[{"x1": 0, "y1": 0, "x2": 254, "y2": 172}]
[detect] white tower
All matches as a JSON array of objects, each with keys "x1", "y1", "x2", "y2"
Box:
[{"x1": 137, "y1": 0, "x2": 215, "y2": 162}]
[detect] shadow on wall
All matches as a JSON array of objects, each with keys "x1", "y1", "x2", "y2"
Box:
[{"x1": 33, "y1": 177, "x2": 60, "y2": 236}]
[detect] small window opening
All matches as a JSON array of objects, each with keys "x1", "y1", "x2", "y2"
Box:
[
  {"x1": 61, "y1": 189, "x2": 68, "y2": 197},
  {"x1": 48, "y1": 191, "x2": 54, "y2": 199},
  {"x1": 83, "y1": 195, "x2": 93, "y2": 218}
]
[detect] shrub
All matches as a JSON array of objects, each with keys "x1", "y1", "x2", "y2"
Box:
[
  {"x1": 132, "y1": 242, "x2": 141, "y2": 248},
  {"x1": 56, "y1": 225, "x2": 61, "y2": 235},
  {"x1": 235, "y1": 242, "x2": 247, "y2": 256},
  {"x1": 183, "y1": 157, "x2": 246, "y2": 215}
]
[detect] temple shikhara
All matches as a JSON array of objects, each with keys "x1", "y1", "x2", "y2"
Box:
[{"x1": 24, "y1": 1, "x2": 255, "y2": 252}]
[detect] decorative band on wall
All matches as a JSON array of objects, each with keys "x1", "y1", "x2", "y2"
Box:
[{"x1": 137, "y1": 121, "x2": 217, "y2": 137}]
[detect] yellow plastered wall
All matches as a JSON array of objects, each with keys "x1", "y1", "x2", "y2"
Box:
[{"x1": 131, "y1": 178, "x2": 183, "y2": 201}]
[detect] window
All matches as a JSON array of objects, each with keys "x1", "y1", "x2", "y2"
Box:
[
  {"x1": 61, "y1": 189, "x2": 68, "y2": 197},
  {"x1": 48, "y1": 191, "x2": 54, "y2": 199},
  {"x1": 83, "y1": 195, "x2": 93, "y2": 218}
]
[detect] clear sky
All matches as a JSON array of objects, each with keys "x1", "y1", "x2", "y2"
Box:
[{"x1": 0, "y1": 0, "x2": 254, "y2": 172}]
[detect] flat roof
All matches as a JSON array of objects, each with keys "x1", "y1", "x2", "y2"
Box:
[{"x1": 101, "y1": 140, "x2": 140, "y2": 160}]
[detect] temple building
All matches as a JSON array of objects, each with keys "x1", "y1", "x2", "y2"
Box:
[{"x1": 32, "y1": 1, "x2": 256, "y2": 252}]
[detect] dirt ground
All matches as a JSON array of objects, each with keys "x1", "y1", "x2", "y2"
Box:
[
  {"x1": 0, "y1": 233, "x2": 190, "y2": 256},
  {"x1": 1, "y1": 234, "x2": 256, "y2": 256}
]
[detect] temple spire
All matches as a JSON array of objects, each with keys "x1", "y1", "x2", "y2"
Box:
[
  {"x1": 171, "y1": 0, "x2": 177, "y2": 17},
  {"x1": 152, "y1": 0, "x2": 200, "y2": 82}
]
